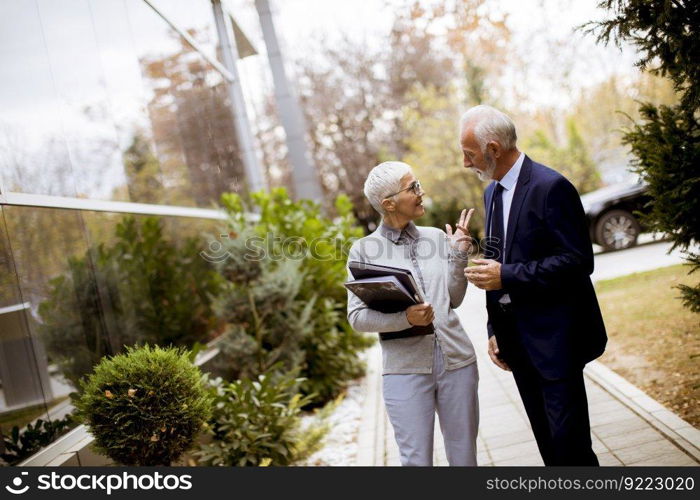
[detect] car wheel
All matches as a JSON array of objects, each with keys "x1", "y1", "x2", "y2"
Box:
[{"x1": 594, "y1": 209, "x2": 641, "y2": 251}]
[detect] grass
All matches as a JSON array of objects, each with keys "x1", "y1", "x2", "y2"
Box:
[{"x1": 595, "y1": 264, "x2": 700, "y2": 427}]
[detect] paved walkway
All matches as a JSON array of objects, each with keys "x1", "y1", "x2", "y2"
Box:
[
  {"x1": 355, "y1": 283, "x2": 700, "y2": 466},
  {"x1": 591, "y1": 238, "x2": 687, "y2": 282}
]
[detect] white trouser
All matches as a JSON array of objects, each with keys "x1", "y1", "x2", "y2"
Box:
[{"x1": 382, "y1": 339, "x2": 479, "y2": 466}]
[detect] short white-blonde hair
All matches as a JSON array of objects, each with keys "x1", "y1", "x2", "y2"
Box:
[
  {"x1": 460, "y1": 105, "x2": 517, "y2": 152},
  {"x1": 363, "y1": 161, "x2": 412, "y2": 215}
]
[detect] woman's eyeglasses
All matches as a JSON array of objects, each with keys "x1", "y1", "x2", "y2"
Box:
[{"x1": 385, "y1": 180, "x2": 423, "y2": 198}]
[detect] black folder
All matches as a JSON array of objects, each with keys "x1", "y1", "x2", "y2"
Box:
[{"x1": 346, "y1": 261, "x2": 434, "y2": 340}]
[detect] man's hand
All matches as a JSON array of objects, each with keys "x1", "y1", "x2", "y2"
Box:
[
  {"x1": 445, "y1": 208, "x2": 475, "y2": 254},
  {"x1": 464, "y1": 258, "x2": 502, "y2": 290},
  {"x1": 488, "y1": 336, "x2": 511, "y2": 371},
  {"x1": 406, "y1": 303, "x2": 434, "y2": 326}
]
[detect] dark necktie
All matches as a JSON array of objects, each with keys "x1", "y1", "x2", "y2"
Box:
[{"x1": 489, "y1": 183, "x2": 505, "y2": 263}]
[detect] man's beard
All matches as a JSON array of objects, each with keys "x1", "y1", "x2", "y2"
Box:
[{"x1": 474, "y1": 151, "x2": 497, "y2": 182}]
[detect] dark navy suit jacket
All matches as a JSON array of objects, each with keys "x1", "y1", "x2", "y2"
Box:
[{"x1": 484, "y1": 155, "x2": 607, "y2": 380}]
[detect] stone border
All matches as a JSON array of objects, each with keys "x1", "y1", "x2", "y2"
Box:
[{"x1": 584, "y1": 360, "x2": 700, "y2": 462}]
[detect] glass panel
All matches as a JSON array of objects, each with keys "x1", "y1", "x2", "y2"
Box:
[
  {"x1": 0, "y1": 1, "x2": 78, "y2": 197},
  {"x1": 1, "y1": 204, "x2": 223, "y2": 463},
  {"x1": 126, "y1": 0, "x2": 247, "y2": 206},
  {"x1": 224, "y1": 0, "x2": 294, "y2": 190},
  {"x1": 0, "y1": 206, "x2": 85, "y2": 465},
  {"x1": 34, "y1": 0, "x2": 130, "y2": 201},
  {"x1": 0, "y1": 207, "x2": 32, "y2": 428},
  {"x1": 0, "y1": 0, "x2": 247, "y2": 207},
  {"x1": 0, "y1": 208, "x2": 21, "y2": 309},
  {"x1": 4, "y1": 205, "x2": 223, "y2": 388},
  {"x1": 81, "y1": 210, "x2": 222, "y2": 354},
  {"x1": 147, "y1": 0, "x2": 223, "y2": 62}
]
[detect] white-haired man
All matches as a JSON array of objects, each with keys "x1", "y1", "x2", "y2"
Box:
[
  {"x1": 346, "y1": 161, "x2": 479, "y2": 466},
  {"x1": 460, "y1": 105, "x2": 607, "y2": 466}
]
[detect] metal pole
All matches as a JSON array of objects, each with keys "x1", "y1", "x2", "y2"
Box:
[
  {"x1": 255, "y1": 0, "x2": 323, "y2": 202},
  {"x1": 211, "y1": 0, "x2": 266, "y2": 194}
]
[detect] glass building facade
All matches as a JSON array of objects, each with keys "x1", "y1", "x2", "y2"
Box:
[{"x1": 0, "y1": 0, "x2": 279, "y2": 464}]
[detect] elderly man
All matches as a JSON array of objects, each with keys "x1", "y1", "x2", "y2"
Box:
[
  {"x1": 460, "y1": 105, "x2": 607, "y2": 466},
  {"x1": 346, "y1": 161, "x2": 479, "y2": 466}
]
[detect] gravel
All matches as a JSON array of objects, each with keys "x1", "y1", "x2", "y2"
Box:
[{"x1": 297, "y1": 357, "x2": 369, "y2": 466}]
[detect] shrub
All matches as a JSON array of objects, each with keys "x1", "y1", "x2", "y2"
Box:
[
  {"x1": 623, "y1": 104, "x2": 700, "y2": 312},
  {"x1": 217, "y1": 189, "x2": 373, "y2": 405},
  {"x1": 194, "y1": 369, "x2": 321, "y2": 466},
  {"x1": 74, "y1": 345, "x2": 211, "y2": 466},
  {"x1": 1, "y1": 414, "x2": 78, "y2": 466},
  {"x1": 38, "y1": 216, "x2": 222, "y2": 387},
  {"x1": 206, "y1": 225, "x2": 316, "y2": 381}
]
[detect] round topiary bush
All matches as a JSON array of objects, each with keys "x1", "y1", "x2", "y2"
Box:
[{"x1": 75, "y1": 345, "x2": 212, "y2": 466}]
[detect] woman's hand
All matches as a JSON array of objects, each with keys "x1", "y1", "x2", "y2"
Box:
[
  {"x1": 446, "y1": 208, "x2": 475, "y2": 254},
  {"x1": 406, "y1": 303, "x2": 434, "y2": 326}
]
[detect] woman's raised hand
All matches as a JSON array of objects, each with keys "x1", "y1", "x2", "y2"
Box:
[{"x1": 445, "y1": 208, "x2": 475, "y2": 254}]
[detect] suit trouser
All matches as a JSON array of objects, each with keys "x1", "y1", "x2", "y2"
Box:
[
  {"x1": 382, "y1": 338, "x2": 479, "y2": 466},
  {"x1": 494, "y1": 309, "x2": 599, "y2": 466}
]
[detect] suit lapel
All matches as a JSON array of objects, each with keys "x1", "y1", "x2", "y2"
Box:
[{"x1": 505, "y1": 156, "x2": 532, "y2": 262}]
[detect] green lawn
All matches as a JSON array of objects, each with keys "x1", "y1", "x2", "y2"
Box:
[{"x1": 596, "y1": 264, "x2": 700, "y2": 427}]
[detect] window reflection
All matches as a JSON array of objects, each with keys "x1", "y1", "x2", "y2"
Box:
[
  {"x1": 127, "y1": 0, "x2": 246, "y2": 206},
  {"x1": 0, "y1": 0, "x2": 248, "y2": 208},
  {"x1": 0, "y1": 0, "x2": 260, "y2": 464},
  {"x1": 2, "y1": 206, "x2": 97, "y2": 391},
  {"x1": 3, "y1": 205, "x2": 221, "y2": 393},
  {"x1": 0, "y1": 206, "x2": 223, "y2": 465},
  {"x1": 36, "y1": 0, "x2": 130, "y2": 201},
  {"x1": 146, "y1": 0, "x2": 223, "y2": 62},
  {"x1": 0, "y1": 1, "x2": 77, "y2": 198},
  {"x1": 0, "y1": 209, "x2": 21, "y2": 309},
  {"x1": 81, "y1": 211, "x2": 223, "y2": 352},
  {"x1": 0, "y1": 206, "x2": 77, "y2": 455}
]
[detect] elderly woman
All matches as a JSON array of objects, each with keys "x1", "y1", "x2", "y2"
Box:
[{"x1": 346, "y1": 161, "x2": 479, "y2": 466}]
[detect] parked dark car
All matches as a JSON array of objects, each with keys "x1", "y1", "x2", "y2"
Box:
[{"x1": 580, "y1": 180, "x2": 650, "y2": 251}]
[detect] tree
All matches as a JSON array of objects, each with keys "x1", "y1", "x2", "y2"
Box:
[
  {"x1": 401, "y1": 83, "x2": 486, "y2": 236},
  {"x1": 296, "y1": 38, "x2": 390, "y2": 229},
  {"x1": 584, "y1": 0, "x2": 699, "y2": 111},
  {"x1": 569, "y1": 72, "x2": 678, "y2": 180},
  {"x1": 585, "y1": 0, "x2": 700, "y2": 311},
  {"x1": 523, "y1": 118, "x2": 602, "y2": 194},
  {"x1": 295, "y1": 0, "x2": 511, "y2": 231}
]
